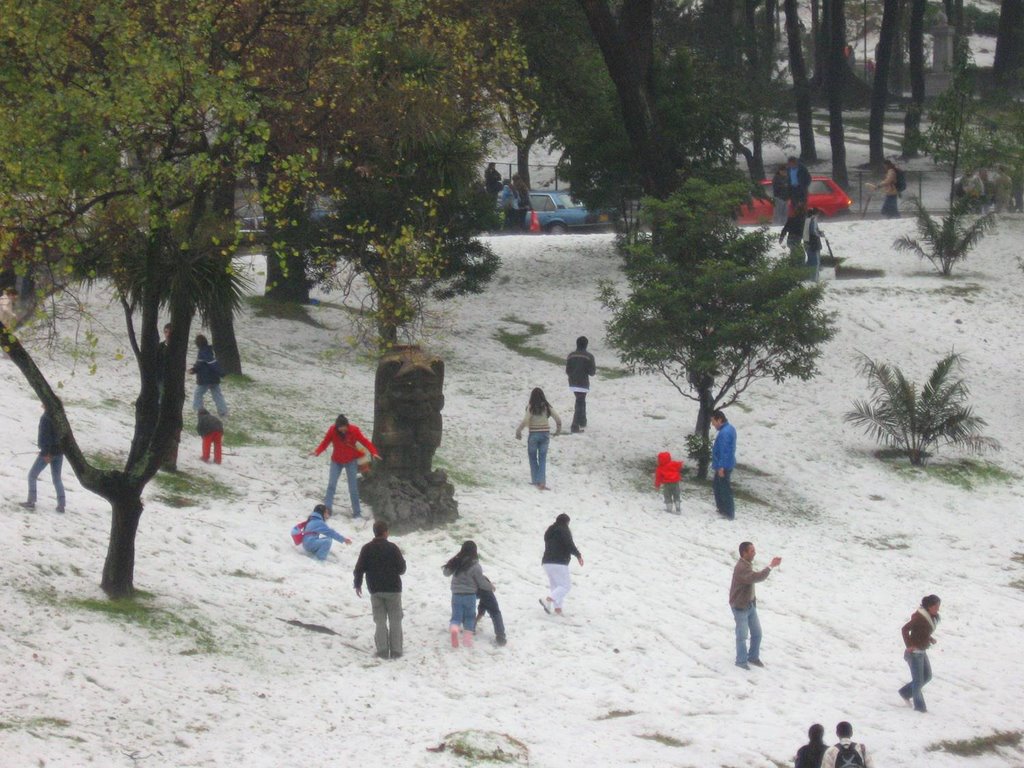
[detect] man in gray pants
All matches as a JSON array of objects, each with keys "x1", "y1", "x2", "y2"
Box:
[{"x1": 354, "y1": 521, "x2": 407, "y2": 659}]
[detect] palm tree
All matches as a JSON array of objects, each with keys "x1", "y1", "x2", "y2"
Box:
[
  {"x1": 893, "y1": 198, "x2": 996, "y2": 276},
  {"x1": 845, "y1": 352, "x2": 999, "y2": 465}
]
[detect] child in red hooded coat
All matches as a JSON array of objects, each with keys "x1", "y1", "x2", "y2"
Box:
[{"x1": 654, "y1": 451, "x2": 684, "y2": 514}]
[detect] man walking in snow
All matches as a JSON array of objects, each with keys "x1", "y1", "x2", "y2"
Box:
[
  {"x1": 729, "y1": 541, "x2": 781, "y2": 670},
  {"x1": 21, "y1": 405, "x2": 66, "y2": 514},
  {"x1": 711, "y1": 410, "x2": 736, "y2": 519},
  {"x1": 821, "y1": 721, "x2": 875, "y2": 768},
  {"x1": 565, "y1": 335, "x2": 596, "y2": 433},
  {"x1": 354, "y1": 520, "x2": 407, "y2": 659},
  {"x1": 786, "y1": 155, "x2": 811, "y2": 208}
]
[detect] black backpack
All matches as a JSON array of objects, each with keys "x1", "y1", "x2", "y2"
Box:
[
  {"x1": 895, "y1": 168, "x2": 907, "y2": 193},
  {"x1": 835, "y1": 742, "x2": 866, "y2": 768}
]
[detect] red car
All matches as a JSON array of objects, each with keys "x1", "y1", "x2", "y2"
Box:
[{"x1": 737, "y1": 176, "x2": 853, "y2": 225}]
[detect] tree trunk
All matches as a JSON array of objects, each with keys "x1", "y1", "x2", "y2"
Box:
[
  {"x1": 100, "y1": 490, "x2": 145, "y2": 598},
  {"x1": 827, "y1": 0, "x2": 850, "y2": 188},
  {"x1": 869, "y1": 0, "x2": 900, "y2": 166},
  {"x1": 516, "y1": 144, "x2": 532, "y2": 186},
  {"x1": 890, "y1": 0, "x2": 905, "y2": 96},
  {"x1": 577, "y1": 0, "x2": 679, "y2": 197},
  {"x1": 694, "y1": 384, "x2": 715, "y2": 480},
  {"x1": 903, "y1": 0, "x2": 926, "y2": 156},
  {"x1": 994, "y1": 0, "x2": 1024, "y2": 80},
  {"x1": 255, "y1": 161, "x2": 310, "y2": 304},
  {"x1": 812, "y1": 0, "x2": 824, "y2": 87},
  {"x1": 785, "y1": 0, "x2": 818, "y2": 161},
  {"x1": 209, "y1": 296, "x2": 241, "y2": 376}
]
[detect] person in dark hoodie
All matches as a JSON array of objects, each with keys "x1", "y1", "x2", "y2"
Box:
[
  {"x1": 899, "y1": 594, "x2": 941, "y2": 712},
  {"x1": 353, "y1": 520, "x2": 407, "y2": 659},
  {"x1": 196, "y1": 408, "x2": 224, "y2": 464},
  {"x1": 443, "y1": 540, "x2": 494, "y2": 649},
  {"x1": 189, "y1": 334, "x2": 228, "y2": 418},
  {"x1": 21, "y1": 405, "x2": 66, "y2": 513},
  {"x1": 299, "y1": 504, "x2": 353, "y2": 561},
  {"x1": 540, "y1": 513, "x2": 584, "y2": 615},
  {"x1": 565, "y1": 335, "x2": 596, "y2": 433},
  {"x1": 794, "y1": 723, "x2": 827, "y2": 768}
]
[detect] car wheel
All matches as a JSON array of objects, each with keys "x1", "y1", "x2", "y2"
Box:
[{"x1": 548, "y1": 222, "x2": 567, "y2": 235}]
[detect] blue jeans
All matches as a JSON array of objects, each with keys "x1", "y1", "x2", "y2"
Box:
[
  {"x1": 899, "y1": 650, "x2": 932, "y2": 711},
  {"x1": 732, "y1": 602, "x2": 762, "y2": 665},
  {"x1": 450, "y1": 593, "x2": 477, "y2": 631},
  {"x1": 805, "y1": 248, "x2": 821, "y2": 281},
  {"x1": 28, "y1": 453, "x2": 65, "y2": 508},
  {"x1": 881, "y1": 194, "x2": 900, "y2": 218},
  {"x1": 476, "y1": 589, "x2": 506, "y2": 640},
  {"x1": 325, "y1": 459, "x2": 361, "y2": 517},
  {"x1": 303, "y1": 536, "x2": 333, "y2": 561},
  {"x1": 527, "y1": 432, "x2": 550, "y2": 485},
  {"x1": 713, "y1": 468, "x2": 734, "y2": 518},
  {"x1": 192, "y1": 384, "x2": 228, "y2": 417}
]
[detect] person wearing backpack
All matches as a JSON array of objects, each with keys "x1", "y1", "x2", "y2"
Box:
[
  {"x1": 802, "y1": 207, "x2": 824, "y2": 282},
  {"x1": 820, "y1": 721, "x2": 874, "y2": 768},
  {"x1": 898, "y1": 594, "x2": 941, "y2": 712},
  {"x1": 190, "y1": 334, "x2": 229, "y2": 418},
  {"x1": 298, "y1": 504, "x2": 353, "y2": 561}
]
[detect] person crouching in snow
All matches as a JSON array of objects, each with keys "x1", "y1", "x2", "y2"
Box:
[
  {"x1": 301, "y1": 504, "x2": 353, "y2": 561},
  {"x1": 654, "y1": 451, "x2": 684, "y2": 514},
  {"x1": 443, "y1": 540, "x2": 493, "y2": 648},
  {"x1": 197, "y1": 408, "x2": 224, "y2": 464}
]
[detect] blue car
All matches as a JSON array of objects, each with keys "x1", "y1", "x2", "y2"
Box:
[{"x1": 527, "y1": 191, "x2": 614, "y2": 234}]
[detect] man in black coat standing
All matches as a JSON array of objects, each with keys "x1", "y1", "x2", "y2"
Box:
[
  {"x1": 565, "y1": 336, "x2": 596, "y2": 434},
  {"x1": 354, "y1": 521, "x2": 407, "y2": 659},
  {"x1": 22, "y1": 406, "x2": 66, "y2": 513}
]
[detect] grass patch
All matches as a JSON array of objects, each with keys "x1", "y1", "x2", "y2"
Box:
[
  {"x1": 637, "y1": 733, "x2": 690, "y2": 748},
  {"x1": 443, "y1": 729, "x2": 529, "y2": 764},
  {"x1": 495, "y1": 315, "x2": 631, "y2": 377},
  {"x1": 596, "y1": 709, "x2": 636, "y2": 720},
  {"x1": 1009, "y1": 579, "x2": 1024, "y2": 592},
  {"x1": 858, "y1": 535, "x2": 910, "y2": 551},
  {"x1": 153, "y1": 470, "x2": 237, "y2": 508},
  {"x1": 228, "y1": 569, "x2": 285, "y2": 583},
  {"x1": 1011, "y1": 553, "x2": 1024, "y2": 565},
  {"x1": 927, "y1": 730, "x2": 1022, "y2": 757},
  {"x1": 86, "y1": 450, "x2": 123, "y2": 472},
  {"x1": 932, "y1": 282, "x2": 983, "y2": 299},
  {"x1": 835, "y1": 265, "x2": 886, "y2": 279},
  {"x1": 885, "y1": 458, "x2": 1017, "y2": 490},
  {"x1": 0, "y1": 716, "x2": 72, "y2": 731},
  {"x1": 433, "y1": 457, "x2": 485, "y2": 488},
  {"x1": 246, "y1": 295, "x2": 325, "y2": 328},
  {"x1": 28, "y1": 590, "x2": 217, "y2": 654}
]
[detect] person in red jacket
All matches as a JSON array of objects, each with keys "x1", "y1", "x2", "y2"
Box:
[
  {"x1": 654, "y1": 451, "x2": 684, "y2": 514},
  {"x1": 310, "y1": 414, "x2": 380, "y2": 519}
]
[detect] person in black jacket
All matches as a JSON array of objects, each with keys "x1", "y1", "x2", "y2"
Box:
[
  {"x1": 794, "y1": 723, "x2": 827, "y2": 768},
  {"x1": 540, "y1": 513, "x2": 584, "y2": 615},
  {"x1": 565, "y1": 336, "x2": 596, "y2": 433},
  {"x1": 786, "y1": 156, "x2": 811, "y2": 208},
  {"x1": 354, "y1": 521, "x2": 407, "y2": 659},
  {"x1": 21, "y1": 406, "x2": 66, "y2": 513},
  {"x1": 771, "y1": 166, "x2": 790, "y2": 225},
  {"x1": 189, "y1": 334, "x2": 228, "y2": 418}
]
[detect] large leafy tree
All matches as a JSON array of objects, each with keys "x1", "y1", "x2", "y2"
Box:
[
  {"x1": 253, "y1": 0, "x2": 504, "y2": 345},
  {"x1": 0, "y1": 0, "x2": 268, "y2": 597},
  {"x1": 600, "y1": 180, "x2": 836, "y2": 478}
]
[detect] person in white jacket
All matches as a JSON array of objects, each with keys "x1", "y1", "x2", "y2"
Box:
[{"x1": 821, "y1": 721, "x2": 875, "y2": 768}]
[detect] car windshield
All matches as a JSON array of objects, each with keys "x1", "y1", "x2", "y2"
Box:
[{"x1": 551, "y1": 192, "x2": 584, "y2": 209}]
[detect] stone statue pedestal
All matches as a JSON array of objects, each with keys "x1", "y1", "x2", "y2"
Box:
[
  {"x1": 360, "y1": 345, "x2": 457, "y2": 532},
  {"x1": 925, "y1": 16, "x2": 954, "y2": 98}
]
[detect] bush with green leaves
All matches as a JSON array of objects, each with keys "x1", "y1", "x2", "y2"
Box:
[
  {"x1": 845, "y1": 352, "x2": 999, "y2": 466},
  {"x1": 894, "y1": 198, "x2": 995, "y2": 276}
]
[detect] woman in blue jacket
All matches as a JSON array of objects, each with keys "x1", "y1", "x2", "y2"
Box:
[
  {"x1": 190, "y1": 334, "x2": 229, "y2": 417},
  {"x1": 300, "y1": 505, "x2": 353, "y2": 561}
]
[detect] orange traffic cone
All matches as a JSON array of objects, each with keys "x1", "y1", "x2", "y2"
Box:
[{"x1": 529, "y1": 210, "x2": 541, "y2": 233}]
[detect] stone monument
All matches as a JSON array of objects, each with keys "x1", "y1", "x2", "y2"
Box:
[
  {"x1": 925, "y1": 11, "x2": 954, "y2": 97},
  {"x1": 360, "y1": 345, "x2": 457, "y2": 532}
]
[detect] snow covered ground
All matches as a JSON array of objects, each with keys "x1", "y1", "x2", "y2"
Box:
[{"x1": 2, "y1": 211, "x2": 1024, "y2": 767}]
